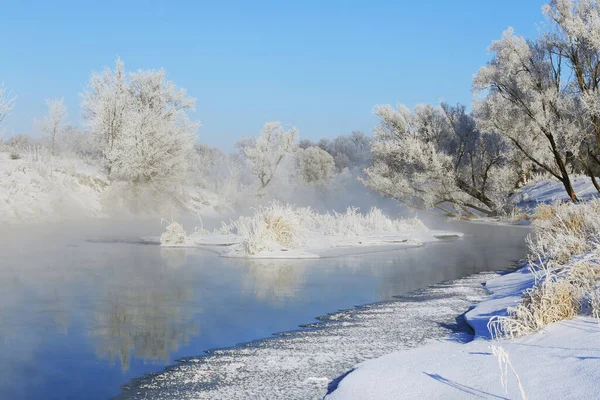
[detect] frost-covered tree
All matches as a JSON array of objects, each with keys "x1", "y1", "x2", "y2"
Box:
[
  {"x1": 109, "y1": 69, "x2": 196, "y2": 184},
  {"x1": 296, "y1": 146, "x2": 335, "y2": 185},
  {"x1": 242, "y1": 122, "x2": 298, "y2": 195},
  {"x1": 363, "y1": 103, "x2": 516, "y2": 216},
  {"x1": 0, "y1": 86, "x2": 15, "y2": 126},
  {"x1": 543, "y1": 0, "x2": 600, "y2": 190},
  {"x1": 82, "y1": 58, "x2": 129, "y2": 170},
  {"x1": 316, "y1": 131, "x2": 372, "y2": 171},
  {"x1": 5, "y1": 133, "x2": 35, "y2": 151},
  {"x1": 41, "y1": 98, "x2": 68, "y2": 155},
  {"x1": 82, "y1": 59, "x2": 197, "y2": 184},
  {"x1": 474, "y1": 0, "x2": 600, "y2": 200},
  {"x1": 60, "y1": 125, "x2": 102, "y2": 159}
]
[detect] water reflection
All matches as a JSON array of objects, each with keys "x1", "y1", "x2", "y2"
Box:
[
  {"x1": 235, "y1": 259, "x2": 305, "y2": 304},
  {"x1": 90, "y1": 286, "x2": 199, "y2": 372}
]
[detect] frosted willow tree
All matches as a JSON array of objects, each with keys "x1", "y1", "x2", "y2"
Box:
[
  {"x1": 82, "y1": 59, "x2": 197, "y2": 185},
  {"x1": 242, "y1": 122, "x2": 297, "y2": 196},
  {"x1": 475, "y1": 0, "x2": 600, "y2": 200},
  {"x1": 363, "y1": 103, "x2": 516, "y2": 216},
  {"x1": 41, "y1": 98, "x2": 68, "y2": 155}
]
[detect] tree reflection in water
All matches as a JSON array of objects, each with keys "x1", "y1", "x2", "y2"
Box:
[{"x1": 90, "y1": 247, "x2": 200, "y2": 372}]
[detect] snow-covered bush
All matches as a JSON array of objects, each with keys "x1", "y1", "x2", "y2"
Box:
[
  {"x1": 528, "y1": 200, "x2": 600, "y2": 263},
  {"x1": 489, "y1": 266, "x2": 580, "y2": 339},
  {"x1": 59, "y1": 125, "x2": 102, "y2": 160},
  {"x1": 4, "y1": 134, "x2": 36, "y2": 152},
  {"x1": 309, "y1": 207, "x2": 427, "y2": 237},
  {"x1": 160, "y1": 221, "x2": 187, "y2": 246}
]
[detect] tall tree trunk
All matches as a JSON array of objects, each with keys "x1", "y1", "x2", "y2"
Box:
[{"x1": 547, "y1": 132, "x2": 578, "y2": 202}]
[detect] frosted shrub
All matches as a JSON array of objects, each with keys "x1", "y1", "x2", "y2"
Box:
[
  {"x1": 160, "y1": 221, "x2": 187, "y2": 246},
  {"x1": 222, "y1": 202, "x2": 308, "y2": 254},
  {"x1": 214, "y1": 202, "x2": 428, "y2": 255},
  {"x1": 314, "y1": 207, "x2": 427, "y2": 236}
]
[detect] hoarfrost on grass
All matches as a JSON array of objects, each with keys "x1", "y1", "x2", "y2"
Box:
[{"x1": 160, "y1": 202, "x2": 450, "y2": 258}]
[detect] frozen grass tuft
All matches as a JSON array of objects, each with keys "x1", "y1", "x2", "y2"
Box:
[
  {"x1": 222, "y1": 202, "x2": 309, "y2": 254},
  {"x1": 489, "y1": 200, "x2": 600, "y2": 339},
  {"x1": 528, "y1": 200, "x2": 600, "y2": 264},
  {"x1": 308, "y1": 206, "x2": 427, "y2": 237},
  {"x1": 206, "y1": 201, "x2": 428, "y2": 255},
  {"x1": 160, "y1": 220, "x2": 187, "y2": 246},
  {"x1": 488, "y1": 266, "x2": 579, "y2": 339}
]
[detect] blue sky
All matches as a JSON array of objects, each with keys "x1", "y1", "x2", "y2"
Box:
[{"x1": 1, "y1": 0, "x2": 546, "y2": 150}]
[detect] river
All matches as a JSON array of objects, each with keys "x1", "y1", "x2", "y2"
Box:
[{"x1": 0, "y1": 219, "x2": 529, "y2": 399}]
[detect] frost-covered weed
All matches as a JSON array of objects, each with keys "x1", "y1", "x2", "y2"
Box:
[
  {"x1": 528, "y1": 200, "x2": 600, "y2": 263},
  {"x1": 489, "y1": 267, "x2": 579, "y2": 339},
  {"x1": 308, "y1": 207, "x2": 426, "y2": 237},
  {"x1": 160, "y1": 221, "x2": 187, "y2": 245},
  {"x1": 209, "y1": 201, "x2": 427, "y2": 255},
  {"x1": 223, "y1": 202, "x2": 308, "y2": 254},
  {"x1": 490, "y1": 346, "x2": 528, "y2": 400}
]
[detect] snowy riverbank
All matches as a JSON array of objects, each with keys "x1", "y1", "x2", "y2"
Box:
[{"x1": 326, "y1": 264, "x2": 600, "y2": 399}]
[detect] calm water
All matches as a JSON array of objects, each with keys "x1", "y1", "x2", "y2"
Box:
[{"x1": 0, "y1": 220, "x2": 529, "y2": 400}]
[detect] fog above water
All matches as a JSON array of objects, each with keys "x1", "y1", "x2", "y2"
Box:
[{"x1": 0, "y1": 219, "x2": 529, "y2": 400}]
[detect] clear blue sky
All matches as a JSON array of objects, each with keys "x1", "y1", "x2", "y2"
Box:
[{"x1": 1, "y1": 0, "x2": 546, "y2": 150}]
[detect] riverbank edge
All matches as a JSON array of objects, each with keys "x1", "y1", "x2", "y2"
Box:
[{"x1": 325, "y1": 263, "x2": 600, "y2": 400}]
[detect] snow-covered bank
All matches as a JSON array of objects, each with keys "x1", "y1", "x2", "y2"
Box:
[
  {"x1": 160, "y1": 203, "x2": 463, "y2": 259},
  {"x1": 0, "y1": 151, "x2": 107, "y2": 223},
  {"x1": 513, "y1": 175, "x2": 599, "y2": 210},
  {"x1": 0, "y1": 150, "x2": 226, "y2": 224},
  {"x1": 327, "y1": 199, "x2": 600, "y2": 399},
  {"x1": 326, "y1": 265, "x2": 600, "y2": 400}
]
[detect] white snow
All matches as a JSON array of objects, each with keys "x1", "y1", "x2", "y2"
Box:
[
  {"x1": 0, "y1": 151, "x2": 107, "y2": 223},
  {"x1": 325, "y1": 265, "x2": 600, "y2": 400},
  {"x1": 513, "y1": 176, "x2": 599, "y2": 209}
]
